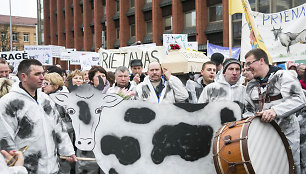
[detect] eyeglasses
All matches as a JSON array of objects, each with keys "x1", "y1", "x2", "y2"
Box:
[{"x1": 245, "y1": 59, "x2": 259, "y2": 67}]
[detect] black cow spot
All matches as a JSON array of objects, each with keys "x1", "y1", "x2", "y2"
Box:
[
  {"x1": 77, "y1": 101, "x2": 91, "y2": 124},
  {"x1": 52, "y1": 130, "x2": 62, "y2": 144},
  {"x1": 124, "y1": 107, "x2": 155, "y2": 124},
  {"x1": 17, "y1": 116, "x2": 34, "y2": 139},
  {"x1": 174, "y1": 103, "x2": 208, "y2": 112},
  {"x1": 151, "y1": 123, "x2": 213, "y2": 164},
  {"x1": 142, "y1": 85, "x2": 151, "y2": 99},
  {"x1": 101, "y1": 135, "x2": 141, "y2": 165},
  {"x1": 109, "y1": 168, "x2": 119, "y2": 174},
  {"x1": 43, "y1": 100, "x2": 52, "y2": 115},
  {"x1": 209, "y1": 88, "x2": 227, "y2": 99},
  {"x1": 5, "y1": 99, "x2": 24, "y2": 117},
  {"x1": 163, "y1": 85, "x2": 171, "y2": 99},
  {"x1": 24, "y1": 151, "x2": 42, "y2": 174},
  {"x1": 0, "y1": 139, "x2": 9, "y2": 151},
  {"x1": 220, "y1": 107, "x2": 236, "y2": 125},
  {"x1": 246, "y1": 103, "x2": 255, "y2": 113},
  {"x1": 289, "y1": 85, "x2": 299, "y2": 96},
  {"x1": 80, "y1": 169, "x2": 89, "y2": 174}
]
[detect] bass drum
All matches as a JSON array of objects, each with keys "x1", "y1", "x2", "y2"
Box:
[{"x1": 213, "y1": 116, "x2": 294, "y2": 174}]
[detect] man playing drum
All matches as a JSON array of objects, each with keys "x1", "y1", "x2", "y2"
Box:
[{"x1": 244, "y1": 48, "x2": 304, "y2": 174}]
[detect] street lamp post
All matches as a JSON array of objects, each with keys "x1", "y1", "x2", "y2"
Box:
[{"x1": 9, "y1": 0, "x2": 12, "y2": 51}]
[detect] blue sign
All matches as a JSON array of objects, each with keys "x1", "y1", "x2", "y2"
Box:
[{"x1": 207, "y1": 43, "x2": 241, "y2": 60}]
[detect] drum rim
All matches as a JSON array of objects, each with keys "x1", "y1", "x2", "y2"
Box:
[
  {"x1": 213, "y1": 124, "x2": 227, "y2": 174},
  {"x1": 241, "y1": 116, "x2": 295, "y2": 174}
]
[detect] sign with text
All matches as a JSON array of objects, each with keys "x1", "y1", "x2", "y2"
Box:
[
  {"x1": 186, "y1": 42, "x2": 198, "y2": 51},
  {"x1": 163, "y1": 34, "x2": 188, "y2": 53},
  {"x1": 98, "y1": 46, "x2": 166, "y2": 72},
  {"x1": 80, "y1": 52, "x2": 100, "y2": 70},
  {"x1": 241, "y1": 3, "x2": 306, "y2": 62},
  {"x1": 0, "y1": 51, "x2": 31, "y2": 73},
  {"x1": 24, "y1": 45, "x2": 53, "y2": 65}
]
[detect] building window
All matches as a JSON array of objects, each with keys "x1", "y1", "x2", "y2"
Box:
[
  {"x1": 130, "y1": 0, "x2": 134, "y2": 8},
  {"x1": 24, "y1": 34, "x2": 29, "y2": 42},
  {"x1": 1, "y1": 32, "x2": 5, "y2": 40},
  {"x1": 209, "y1": 4, "x2": 223, "y2": 22},
  {"x1": 12, "y1": 33, "x2": 17, "y2": 42},
  {"x1": 34, "y1": 34, "x2": 37, "y2": 42},
  {"x1": 184, "y1": 10, "x2": 196, "y2": 27},
  {"x1": 103, "y1": 5, "x2": 106, "y2": 17},
  {"x1": 12, "y1": 46, "x2": 18, "y2": 51},
  {"x1": 2, "y1": 46, "x2": 6, "y2": 51},
  {"x1": 145, "y1": 0, "x2": 152, "y2": 3},
  {"x1": 130, "y1": 24, "x2": 135, "y2": 37},
  {"x1": 116, "y1": 28, "x2": 120, "y2": 39},
  {"x1": 115, "y1": 1, "x2": 119, "y2": 12},
  {"x1": 164, "y1": 16, "x2": 172, "y2": 31},
  {"x1": 146, "y1": 21, "x2": 152, "y2": 34}
]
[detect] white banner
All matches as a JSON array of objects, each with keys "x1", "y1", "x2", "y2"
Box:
[
  {"x1": 80, "y1": 52, "x2": 100, "y2": 70},
  {"x1": 241, "y1": 3, "x2": 306, "y2": 62},
  {"x1": 0, "y1": 51, "x2": 30, "y2": 73},
  {"x1": 99, "y1": 46, "x2": 166, "y2": 72},
  {"x1": 50, "y1": 45, "x2": 66, "y2": 58},
  {"x1": 186, "y1": 42, "x2": 198, "y2": 51},
  {"x1": 24, "y1": 45, "x2": 53, "y2": 65}
]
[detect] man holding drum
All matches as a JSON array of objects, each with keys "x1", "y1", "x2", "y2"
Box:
[{"x1": 244, "y1": 48, "x2": 304, "y2": 174}]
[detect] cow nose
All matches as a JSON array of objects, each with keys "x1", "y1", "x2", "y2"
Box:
[{"x1": 78, "y1": 141, "x2": 81, "y2": 145}]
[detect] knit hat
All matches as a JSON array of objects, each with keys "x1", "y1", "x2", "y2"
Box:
[
  {"x1": 222, "y1": 58, "x2": 242, "y2": 74},
  {"x1": 211, "y1": 53, "x2": 225, "y2": 66},
  {"x1": 130, "y1": 59, "x2": 143, "y2": 67}
]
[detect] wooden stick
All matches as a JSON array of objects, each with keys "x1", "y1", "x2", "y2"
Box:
[{"x1": 60, "y1": 156, "x2": 96, "y2": 161}]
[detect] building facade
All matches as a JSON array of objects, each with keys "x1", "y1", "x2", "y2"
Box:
[
  {"x1": 0, "y1": 15, "x2": 37, "y2": 51},
  {"x1": 43, "y1": 0, "x2": 304, "y2": 69}
]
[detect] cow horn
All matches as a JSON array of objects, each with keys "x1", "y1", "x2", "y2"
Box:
[
  {"x1": 95, "y1": 76, "x2": 105, "y2": 91},
  {"x1": 68, "y1": 78, "x2": 78, "y2": 92}
]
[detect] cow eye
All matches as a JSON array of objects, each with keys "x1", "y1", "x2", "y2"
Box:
[
  {"x1": 95, "y1": 108, "x2": 102, "y2": 114},
  {"x1": 67, "y1": 108, "x2": 76, "y2": 115}
]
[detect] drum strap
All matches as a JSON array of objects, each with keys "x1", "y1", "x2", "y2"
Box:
[{"x1": 254, "y1": 83, "x2": 282, "y2": 111}]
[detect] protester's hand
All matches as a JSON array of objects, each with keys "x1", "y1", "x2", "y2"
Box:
[
  {"x1": 256, "y1": 108, "x2": 276, "y2": 122},
  {"x1": 65, "y1": 154, "x2": 77, "y2": 162},
  {"x1": 163, "y1": 68, "x2": 172, "y2": 81},
  {"x1": 1, "y1": 150, "x2": 24, "y2": 166},
  {"x1": 133, "y1": 74, "x2": 140, "y2": 84}
]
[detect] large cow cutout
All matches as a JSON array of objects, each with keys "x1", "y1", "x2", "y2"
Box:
[{"x1": 53, "y1": 84, "x2": 242, "y2": 174}]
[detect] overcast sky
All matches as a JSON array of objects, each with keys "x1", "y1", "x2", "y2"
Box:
[{"x1": 0, "y1": 0, "x2": 37, "y2": 18}]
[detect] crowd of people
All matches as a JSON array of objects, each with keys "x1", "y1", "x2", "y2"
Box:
[{"x1": 0, "y1": 48, "x2": 305, "y2": 174}]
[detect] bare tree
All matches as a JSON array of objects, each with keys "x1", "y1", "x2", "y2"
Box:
[{"x1": 0, "y1": 24, "x2": 20, "y2": 51}]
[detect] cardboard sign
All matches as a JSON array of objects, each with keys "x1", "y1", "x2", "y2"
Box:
[
  {"x1": 98, "y1": 46, "x2": 166, "y2": 72},
  {"x1": 24, "y1": 45, "x2": 53, "y2": 65}
]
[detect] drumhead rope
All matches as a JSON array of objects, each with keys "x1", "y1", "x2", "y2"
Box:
[{"x1": 213, "y1": 116, "x2": 294, "y2": 174}]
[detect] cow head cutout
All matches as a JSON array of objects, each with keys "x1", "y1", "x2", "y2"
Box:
[{"x1": 52, "y1": 84, "x2": 123, "y2": 151}]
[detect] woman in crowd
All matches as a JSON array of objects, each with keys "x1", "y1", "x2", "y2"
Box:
[
  {"x1": 42, "y1": 73, "x2": 74, "y2": 174},
  {"x1": 65, "y1": 70, "x2": 85, "y2": 91},
  {"x1": 88, "y1": 66, "x2": 110, "y2": 93}
]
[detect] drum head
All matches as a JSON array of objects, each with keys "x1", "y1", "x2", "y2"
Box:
[{"x1": 245, "y1": 117, "x2": 292, "y2": 174}]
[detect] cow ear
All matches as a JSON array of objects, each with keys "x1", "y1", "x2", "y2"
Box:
[
  {"x1": 103, "y1": 94, "x2": 123, "y2": 108},
  {"x1": 50, "y1": 93, "x2": 69, "y2": 107}
]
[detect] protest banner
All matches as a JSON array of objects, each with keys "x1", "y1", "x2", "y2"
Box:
[
  {"x1": 207, "y1": 43, "x2": 241, "y2": 59},
  {"x1": 80, "y1": 52, "x2": 100, "y2": 70},
  {"x1": 186, "y1": 42, "x2": 198, "y2": 51},
  {"x1": 241, "y1": 3, "x2": 306, "y2": 62},
  {"x1": 24, "y1": 45, "x2": 53, "y2": 65},
  {"x1": 0, "y1": 51, "x2": 30, "y2": 72},
  {"x1": 98, "y1": 46, "x2": 166, "y2": 72},
  {"x1": 163, "y1": 34, "x2": 188, "y2": 53},
  {"x1": 50, "y1": 45, "x2": 66, "y2": 58}
]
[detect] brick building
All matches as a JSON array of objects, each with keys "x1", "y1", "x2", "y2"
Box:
[
  {"x1": 43, "y1": 0, "x2": 304, "y2": 69},
  {"x1": 0, "y1": 15, "x2": 37, "y2": 51}
]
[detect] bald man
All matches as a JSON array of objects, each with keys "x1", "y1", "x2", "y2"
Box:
[{"x1": 135, "y1": 62, "x2": 188, "y2": 103}]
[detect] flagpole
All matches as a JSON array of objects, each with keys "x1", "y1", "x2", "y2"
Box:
[{"x1": 229, "y1": 6, "x2": 232, "y2": 58}]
